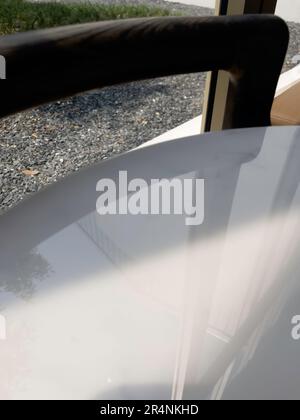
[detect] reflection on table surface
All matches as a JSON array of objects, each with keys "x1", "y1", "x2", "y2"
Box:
[{"x1": 1, "y1": 126, "x2": 300, "y2": 400}]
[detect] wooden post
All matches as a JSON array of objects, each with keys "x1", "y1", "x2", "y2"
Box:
[{"x1": 202, "y1": 0, "x2": 278, "y2": 132}]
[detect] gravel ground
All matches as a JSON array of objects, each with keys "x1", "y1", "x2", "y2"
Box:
[
  {"x1": 29, "y1": 0, "x2": 213, "y2": 17},
  {"x1": 1, "y1": 1, "x2": 300, "y2": 213}
]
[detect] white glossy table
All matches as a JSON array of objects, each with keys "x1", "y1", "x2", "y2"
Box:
[{"x1": 1, "y1": 126, "x2": 300, "y2": 400}]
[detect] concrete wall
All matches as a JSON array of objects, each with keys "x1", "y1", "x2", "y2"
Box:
[
  {"x1": 167, "y1": 0, "x2": 216, "y2": 7},
  {"x1": 167, "y1": 0, "x2": 215, "y2": 7},
  {"x1": 276, "y1": 0, "x2": 300, "y2": 22},
  {"x1": 168, "y1": 0, "x2": 300, "y2": 22}
]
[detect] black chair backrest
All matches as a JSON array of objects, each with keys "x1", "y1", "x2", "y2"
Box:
[{"x1": 0, "y1": 14, "x2": 289, "y2": 129}]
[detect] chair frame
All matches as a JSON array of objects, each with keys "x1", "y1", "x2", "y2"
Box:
[{"x1": 0, "y1": 14, "x2": 289, "y2": 129}]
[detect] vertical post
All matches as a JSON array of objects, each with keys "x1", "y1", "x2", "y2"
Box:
[
  {"x1": 0, "y1": 55, "x2": 6, "y2": 80},
  {"x1": 201, "y1": 0, "x2": 278, "y2": 132}
]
